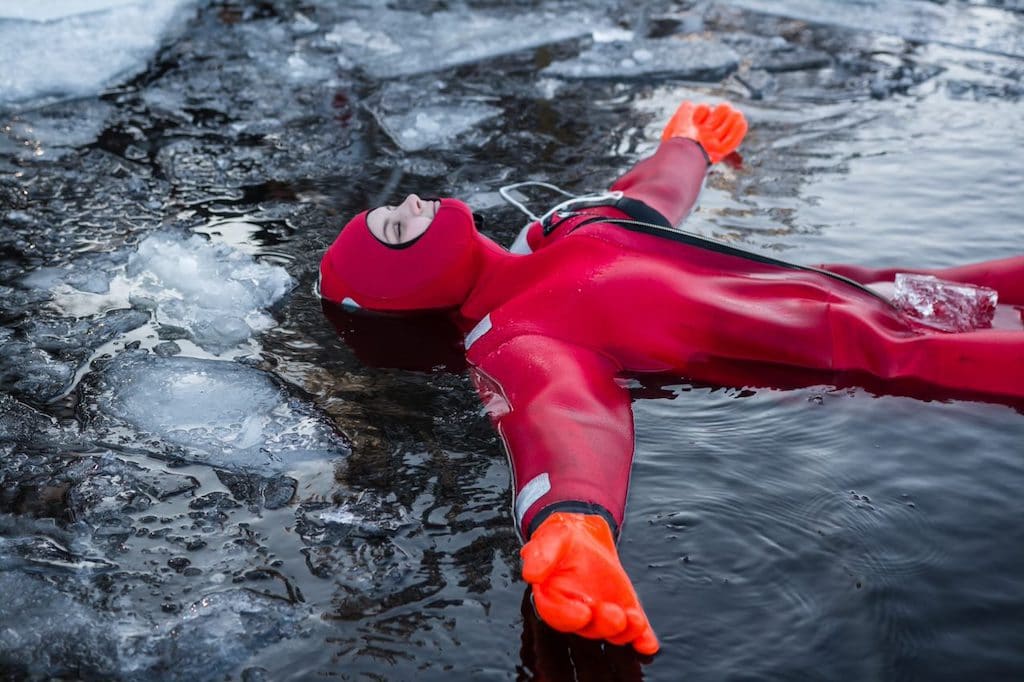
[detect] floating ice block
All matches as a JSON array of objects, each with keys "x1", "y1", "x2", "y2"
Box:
[{"x1": 893, "y1": 273, "x2": 997, "y2": 332}]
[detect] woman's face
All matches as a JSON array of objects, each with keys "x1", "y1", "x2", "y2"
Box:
[{"x1": 366, "y1": 193, "x2": 440, "y2": 246}]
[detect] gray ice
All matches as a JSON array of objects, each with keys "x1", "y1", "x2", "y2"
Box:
[
  {"x1": 724, "y1": 0, "x2": 1024, "y2": 59},
  {"x1": 365, "y1": 82, "x2": 501, "y2": 152},
  {"x1": 326, "y1": 7, "x2": 607, "y2": 79},
  {"x1": 0, "y1": 571, "x2": 305, "y2": 681},
  {"x1": 0, "y1": 0, "x2": 196, "y2": 106},
  {"x1": 543, "y1": 37, "x2": 739, "y2": 81},
  {"x1": 125, "y1": 231, "x2": 294, "y2": 354},
  {"x1": 95, "y1": 352, "x2": 348, "y2": 472}
]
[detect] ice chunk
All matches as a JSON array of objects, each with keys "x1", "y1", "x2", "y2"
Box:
[
  {"x1": 298, "y1": 494, "x2": 413, "y2": 543},
  {"x1": 0, "y1": 328, "x2": 77, "y2": 400},
  {"x1": 63, "y1": 454, "x2": 200, "y2": 523},
  {"x1": 15, "y1": 230, "x2": 287, "y2": 358},
  {"x1": 0, "y1": 572, "x2": 120, "y2": 678},
  {"x1": 0, "y1": 0, "x2": 144, "y2": 22},
  {"x1": 296, "y1": 495, "x2": 418, "y2": 585},
  {"x1": 0, "y1": 447, "x2": 198, "y2": 525},
  {"x1": 543, "y1": 37, "x2": 739, "y2": 81},
  {"x1": 93, "y1": 352, "x2": 348, "y2": 472},
  {"x1": 365, "y1": 82, "x2": 501, "y2": 152},
  {"x1": 723, "y1": 0, "x2": 1024, "y2": 59},
  {"x1": 0, "y1": 1, "x2": 196, "y2": 106},
  {"x1": 26, "y1": 308, "x2": 148, "y2": 355},
  {"x1": 1, "y1": 99, "x2": 115, "y2": 161},
  {"x1": 0, "y1": 308, "x2": 147, "y2": 401},
  {"x1": 0, "y1": 284, "x2": 51, "y2": 324},
  {"x1": 216, "y1": 471, "x2": 296, "y2": 510},
  {"x1": 326, "y1": 8, "x2": 607, "y2": 79},
  {"x1": 893, "y1": 273, "x2": 997, "y2": 332},
  {"x1": 0, "y1": 572, "x2": 304, "y2": 680},
  {"x1": 0, "y1": 393, "x2": 57, "y2": 443},
  {"x1": 0, "y1": 535, "x2": 116, "y2": 573},
  {"x1": 23, "y1": 265, "x2": 111, "y2": 295},
  {"x1": 125, "y1": 589, "x2": 305, "y2": 680},
  {"x1": 126, "y1": 231, "x2": 293, "y2": 353}
]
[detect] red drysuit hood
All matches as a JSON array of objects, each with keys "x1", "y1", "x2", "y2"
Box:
[{"x1": 320, "y1": 198, "x2": 486, "y2": 312}]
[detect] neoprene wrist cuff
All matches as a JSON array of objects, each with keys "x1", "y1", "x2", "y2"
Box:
[{"x1": 526, "y1": 501, "x2": 618, "y2": 540}]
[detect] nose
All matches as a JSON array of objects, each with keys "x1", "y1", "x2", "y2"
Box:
[{"x1": 399, "y1": 193, "x2": 423, "y2": 215}]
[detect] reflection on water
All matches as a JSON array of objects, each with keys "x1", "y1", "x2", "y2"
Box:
[{"x1": 1, "y1": 0, "x2": 1023, "y2": 680}]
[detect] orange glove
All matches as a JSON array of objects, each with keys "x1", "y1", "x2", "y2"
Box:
[
  {"x1": 521, "y1": 512, "x2": 659, "y2": 655},
  {"x1": 661, "y1": 100, "x2": 748, "y2": 164}
]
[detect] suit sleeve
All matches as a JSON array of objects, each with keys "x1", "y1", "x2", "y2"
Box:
[
  {"x1": 817, "y1": 255, "x2": 1024, "y2": 305},
  {"x1": 610, "y1": 137, "x2": 710, "y2": 227},
  {"x1": 514, "y1": 137, "x2": 711, "y2": 253},
  {"x1": 468, "y1": 334, "x2": 634, "y2": 539}
]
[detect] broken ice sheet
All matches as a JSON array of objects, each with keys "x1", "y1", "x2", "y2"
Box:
[
  {"x1": 365, "y1": 82, "x2": 501, "y2": 152},
  {"x1": 723, "y1": 0, "x2": 1024, "y2": 60},
  {"x1": 542, "y1": 36, "x2": 739, "y2": 81},
  {"x1": 893, "y1": 273, "x2": 997, "y2": 332},
  {"x1": 125, "y1": 589, "x2": 306, "y2": 679},
  {"x1": 0, "y1": 99, "x2": 115, "y2": 161},
  {"x1": 0, "y1": 571, "x2": 305, "y2": 681},
  {"x1": 0, "y1": 307, "x2": 148, "y2": 401},
  {"x1": 17, "y1": 230, "x2": 292, "y2": 355},
  {"x1": 326, "y1": 8, "x2": 607, "y2": 79},
  {"x1": 126, "y1": 231, "x2": 294, "y2": 354},
  {"x1": 93, "y1": 352, "x2": 349, "y2": 472},
  {"x1": 0, "y1": 0, "x2": 196, "y2": 107},
  {"x1": 0, "y1": 535, "x2": 116, "y2": 573}
]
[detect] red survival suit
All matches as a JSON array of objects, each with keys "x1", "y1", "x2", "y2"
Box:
[
  {"x1": 322, "y1": 136, "x2": 1024, "y2": 538},
  {"x1": 320, "y1": 134, "x2": 1024, "y2": 644}
]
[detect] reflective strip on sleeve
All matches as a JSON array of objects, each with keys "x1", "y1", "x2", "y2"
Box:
[
  {"x1": 515, "y1": 472, "x2": 551, "y2": 527},
  {"x1": 464, "y1": 313, "x2": 492, "y2": 350}
]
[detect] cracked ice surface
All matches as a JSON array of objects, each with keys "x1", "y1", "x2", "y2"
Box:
[
  {"x1": 723, "y1": 0, "x2": 1024, "y2": 59},
  {"x1": 365, "y1": 82, "x2": 501, "y2": 152},
  {"x1": 0, "y1": 571, "x2": 306, "y2": 680},
  {"x1": 0, "y1": 0, "x2": 196, "y2": 107},
  {"x1": 92, "y1": 352, "x2": 348, "y2": 472},
  {"x1": 543, "y1": 37, "x2": 740, "y2": 81},
  {"x1": 125, "y1": 232, "x2": 294, "y2": 354},
  {"x1": 326, "y1": 8, "x2": 608, "y2": 79},
  {"x1": 21, "y1": 231, "x2": 295, "y2": 355}
]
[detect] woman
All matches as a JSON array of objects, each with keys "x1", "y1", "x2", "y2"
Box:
[{"x1": 319, "y1": 101, "x2": 1024, "y2": 655}]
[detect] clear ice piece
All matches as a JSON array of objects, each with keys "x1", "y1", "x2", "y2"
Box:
[
  {"x1": 327, "y1": 8, "x2": 606, "y2": 79},
  {"x1": 96, "y1": 352, "x2": 348, "y2": 472},
  {"x1": 893, "y1": 273, "x2": 997, "y2": 332},
  {"x1": 0, "y1": 1, "x2": 195, "y2": 106},
  {"x1": 365, "y1": 82, "x2": 501, "y2": 152},
  {"x1": 542, "y1": 37, "x2": 739, "y2": 81}
]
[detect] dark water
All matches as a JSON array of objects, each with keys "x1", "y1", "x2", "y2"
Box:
[{"x1": 1, "y1": 1, "x2": 1023, "y2": 680}]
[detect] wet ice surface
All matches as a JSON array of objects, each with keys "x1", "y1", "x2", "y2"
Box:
[
  {"x1": 0, "y1": 571, "x2": 307, "y2": 681},
  {"x1": 2, "y1": 230, "x2": 293, "y2": 403},
  {"x1": 543, "y1": 37, "x2": 740, "y2": 81},
  {"x1": 327, "y1": 7, "x2": 606, "y2": 79},
  {"x1": 365, "y1": 83, "x2": 502, "y2": 152},
  {"x1": 725, "y1": 0, "x2": 1024, "y2": 58},
  {"x1": 2, "y1": 0, "x2": 1024, "y2": 679},
  {"x1": 0, "y1": 0, "x2": 196, "y2": 107},
  {"x1": 90, "y1": 352, "x2": 347, "y2": 472},
  {"x1": 123, "y1": 232, "x2": 294, "y2": 354}
]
